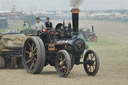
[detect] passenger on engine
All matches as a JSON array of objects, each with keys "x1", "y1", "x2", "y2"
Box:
[
  {"x1": 45, "y1": 17, "x2": 53, "y2": 31},
  {"x1": 35, "y1": 17, "x2": 46, "y2": 35}
]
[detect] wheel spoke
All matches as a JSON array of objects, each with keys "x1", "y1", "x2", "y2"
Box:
[
  {"x1": 59, "y1": 66, "x2": 63, "y2": 71},
  {"x1": 91, "y1": 53, "x2": 94, "y2": 60},
  {"x1": 31, "y1": 43, "x2": 34, "y2": 51},
  {"x1": 29, "y1": 53, "x2": 32, "y2": 58},
  {"x1": 25, "y1": 51, "x2": 30, "y2": 54},
  {"x1": 56, "y1": 56, "x2": 61, "y2": 61},
  {"x1": 62, "y1": 58, "x2": 66, "y2": 62},
  {"x1": 33, "y1": 53, "x2": 37, "y2": 56},
  {"x1": 90, "y1": 66, "x2": 94, "y2": 72},
  {"x1": 59, "y1": 65, "x2": 67, "y2": 73},
  {"x1": 30, "y1": 60, "x2": 35, "y2": 70},
  {"x1": 60, "y1": 55, "x2": 63, "y2": 61},
  {"x1": 26, "y1": 58, "x2": 32, "y2": 64},
  {"x1": 92, "y1": 56, "x2": 96, "y2": 61},
  {"x1": 33, "y1": 47, "x2": 37, "y2": 52},
  {"x1": 58, "y1": 56, "x2": 67, "y2": 73},
  {"x1": 27, "y1": 42, "x2": 32, "y2": 48},
  {"x1": 88, "y1": 66, "x2": 91, "y2": 72},
  {"x1": 93, "y1": 61, "x2": 96, "y2": 66},
  {"x1": 33, "y1": 57, "x2": 37, "y2": 62},
  {"x1": 93, "y1": 66, "x2": 95, "y2": 70},
  {"x1": 63, "y1": 66, "x2": 67, "y2": 73},
  {"x1": 88, "y1": 54, "x2": 91, "y2": 60}
]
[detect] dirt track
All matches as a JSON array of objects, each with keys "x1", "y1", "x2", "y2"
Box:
[
  {"x1": 0, "y1": 20, "x2": 128, "y2": 85},
  {"x1": 0, "y1": 67, "x2": 128, "y2": 85}
]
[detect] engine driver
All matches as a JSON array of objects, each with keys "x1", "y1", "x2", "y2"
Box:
[{"x1": 35, "y1": 17, "x2": 46, "y2": 35}]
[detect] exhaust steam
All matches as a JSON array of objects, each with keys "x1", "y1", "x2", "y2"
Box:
[{"x1": 70, "y1": 0, "x2": 84, "y2": 8}]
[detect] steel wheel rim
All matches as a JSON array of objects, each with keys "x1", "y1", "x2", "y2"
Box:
[
  {"x1": 56, "y1": 53, "x2": 68, "y2": 75},
  {"x1": 85, "y1": 52, "x2": 97, "y2": 73},
  {"x1": 24, "y1": 39, "x2": 37, "y2": 71}
]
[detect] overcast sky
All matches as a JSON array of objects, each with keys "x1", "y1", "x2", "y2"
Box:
[{"x1": 0, "y1": 0, "x2": 127, "y2": 11}]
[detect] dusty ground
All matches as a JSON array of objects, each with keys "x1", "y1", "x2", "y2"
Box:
[{"x1": 0, "y1": 20, "x2": 128, "y2": 85}]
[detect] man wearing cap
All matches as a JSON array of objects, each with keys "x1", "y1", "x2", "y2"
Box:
[
  {"x1": 45, "y1": 17, "x2": 53, "y2": 30},
  {"x1": 35, "y1": 17, "x2": 46, "y2": 35}
]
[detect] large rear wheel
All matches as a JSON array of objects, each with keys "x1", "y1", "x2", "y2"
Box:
[
  {"x1": 83, "y1": 50, "x2": 99, "y2": 76},
  {"x1": 22, "y1": 36, "x2": 45, "y2": 74},
  {"x1": 55, "y1": 50, "x2": 71, "y2": 77}
]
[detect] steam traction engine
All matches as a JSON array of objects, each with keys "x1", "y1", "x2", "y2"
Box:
[{"x1": 22, "y1": 9, "x2": 99, "y2": 77}]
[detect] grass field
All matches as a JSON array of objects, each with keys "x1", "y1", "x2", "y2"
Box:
[{"x1": 0, "y1": 20, "x2": 128, "y2": 85}]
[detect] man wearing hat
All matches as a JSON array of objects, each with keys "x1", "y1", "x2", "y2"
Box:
[
  {"x1": 35, "y1": 17, "x2": 46, "y2": 35},
  {"x1": 45, "y1": 17, "x2": 53, "y2": 30}
]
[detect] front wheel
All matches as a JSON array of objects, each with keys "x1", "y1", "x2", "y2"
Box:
[
  {"x1": 55, "y1": 50, "x2": 71, "y2": 78},
  {"x1": 83, "y1": 50, "x2": 99, "y2": 76}
]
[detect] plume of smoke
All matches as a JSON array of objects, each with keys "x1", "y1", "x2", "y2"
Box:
[{"x1": 70, "y1": 0, "x2": 84, "y2": 8}]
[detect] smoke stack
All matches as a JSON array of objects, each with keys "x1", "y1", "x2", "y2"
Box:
[{"x1": 71, "y1": 9, "x2": 80, "y2": 32}]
